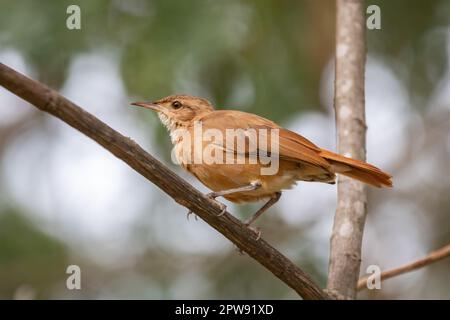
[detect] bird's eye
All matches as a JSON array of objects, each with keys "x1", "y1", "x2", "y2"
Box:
[{"x1": 172, "y1": 101, "x2": 182, "y2": 109}]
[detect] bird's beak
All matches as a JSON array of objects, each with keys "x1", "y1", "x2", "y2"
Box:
[{"x1": 131, "y1": 101, "x2": 162, "y2": 112}]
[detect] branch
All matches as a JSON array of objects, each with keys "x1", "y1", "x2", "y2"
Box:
[
  {"x1": 327, "y1": 0, "x2": 367, "y2": 299},
  {"x1": 0, "y1": 62, "x2": 329, "y2": 300},
  {"x1": 0, "y1": 110, "x2": 38, "y2": 156},
  {"x1": 357, "y1": 244, "x2": 450, "y2": 291}
]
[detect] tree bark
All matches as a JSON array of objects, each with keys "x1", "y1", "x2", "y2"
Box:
[
  {"x1": 327, "y1": 0, "x2": 367, "y2": 299},
  {"x1": 0, "y1": 62, "x2": 329, "y2": 300}
]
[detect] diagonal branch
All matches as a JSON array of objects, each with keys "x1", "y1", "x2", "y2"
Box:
[
  {"x1": 357, "y1": 244, "x2": 450, "y2": 291},
  {"x1": 0, "y1": 62, "x2": 329, "y2": 300}
]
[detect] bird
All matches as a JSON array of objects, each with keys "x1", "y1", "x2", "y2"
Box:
[{"x1": 132, "y1": 95, "x2": 392, "y2": 237}]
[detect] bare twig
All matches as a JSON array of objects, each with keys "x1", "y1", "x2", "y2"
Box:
[
  {"x1": 0, "y1": 110, "x2": 38, "y2": 156},
  {"x1": 0, "y1": 62, "x2": 329, "y2": 300},
  {"x1": 327, "y1": 0, "x2": 367, "y2": 299},
  {"x1": 357, "y1": 244, "x2": 450, "y2": 291}
]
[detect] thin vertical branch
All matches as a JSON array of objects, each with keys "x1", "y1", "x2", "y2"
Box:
[{"x1": 327, "y1": 0, "x2": 367, "y2": 299}]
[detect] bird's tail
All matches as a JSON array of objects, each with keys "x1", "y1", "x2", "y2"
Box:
[{"x1": 320, "y1": 150, "x2": 393, "y2": 188}]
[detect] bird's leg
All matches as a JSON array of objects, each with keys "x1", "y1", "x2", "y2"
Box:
[
  {"x1": 207, "y1": 181, "x2": 262, "y2": 199},
  {"x1": 245, "y1": 192, "x2": 282, "y2": 226},
  {"x1": 186, "y1": 210, "x2": 198, "y2": 221},
  {"x1": 244, "y1": 192, "x2": 282, "y2": 239},
  {"x1": 186, "y1": 182, "x2": 263, "y2": 221},
  {"x1": 205, "y1": 181, "x2": 262, "y2": 217}
]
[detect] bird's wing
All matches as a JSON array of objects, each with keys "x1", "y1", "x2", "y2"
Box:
[{"x1": 199, "y1": 110, "x2": 331, "y2": 169}]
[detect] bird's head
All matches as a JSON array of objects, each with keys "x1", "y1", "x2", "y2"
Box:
[{"x1": 132, "y1": 94, "x2": 214, "y2": 131}]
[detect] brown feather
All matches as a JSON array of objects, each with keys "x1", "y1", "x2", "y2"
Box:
[
  {"x1": 319, "y1": 150, "x2": 393, "y2": 187},
  {"x1": 200, "y1": 111, "x2": 331, "y2": 169},
  {"x1": 199, "y1": 110, "x2": 392, "y2": 188}
]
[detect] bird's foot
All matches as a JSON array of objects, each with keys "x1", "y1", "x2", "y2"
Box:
[
  {"x1": 235, "y1": 246, "x2": 246, "y2": 255},
  {"x1": 245, "y1": 224, "x2": 262, "y2": 241},
  {"x1": 216, "y1": 203, "x2": 227, "y2": 216},
  {"x1": 206, "y1": 192, "x2": 227, "y2": 216},
  {"x1": 206, "y1": 191, "x2": 218, "y2": 199},
  {"x1": 233, "y1": 225, "x2": 261, "y2": 254},
  {"x1": 186, "y1": 210, "x2": 198, "y2": 221}
]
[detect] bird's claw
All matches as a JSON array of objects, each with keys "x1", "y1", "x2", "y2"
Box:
[
  {"x1": 235, "y1": 246, "x2": 246, "y2": 255},
  {"x1": 245, "y1": 224, "x2": 262, "y2": 241},
  {"x1": 206, "y1": 192, "x2": 218, "y2": 200},
  {"x1": 206, "y1": 192, "x2": 227, "y2": 217},
  {"x1": 234, "y1": 226, "x2": 260, "y2": 254},
  {"x1": 186, "y1": 210, "x2": 198, "y2": 221},
  {"x1": 216, "y1": 203, "x2": 227, "y2": 216}
]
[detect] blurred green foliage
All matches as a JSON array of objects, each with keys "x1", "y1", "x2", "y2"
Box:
[
  {"x1": 1, "y1": 0, "x2": 447, "y2": 117},
  {"x1": 0, "y1": 209, "x2": 68, "y2": 298}
]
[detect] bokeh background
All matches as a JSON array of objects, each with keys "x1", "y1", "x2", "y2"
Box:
[{"x1": 0, "y1": 0, "x2": 449, "y2": 299}]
